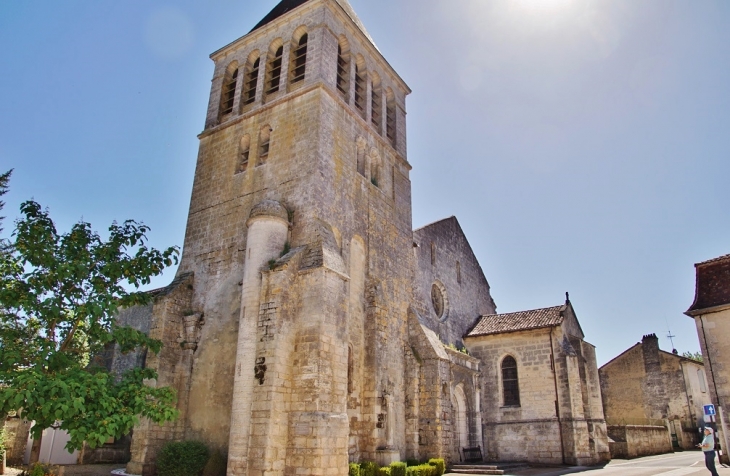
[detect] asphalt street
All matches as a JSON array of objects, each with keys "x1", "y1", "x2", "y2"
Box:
[{"x1": 493, "y1": 451, "x2": 730, "y2": 476}]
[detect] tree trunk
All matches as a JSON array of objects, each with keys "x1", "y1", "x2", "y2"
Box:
[{"x1": 29, "y1": 433, "x2": 42, "y2": 465}]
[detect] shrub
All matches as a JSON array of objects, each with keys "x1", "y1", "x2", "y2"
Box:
[
  {"x1": 360, "y1": 461, "x2": 379, "y2": 476},
  {"x1": 428, "y1": 459, "x2": 445, "y2": 476},
  {"x1": 405, "y1": 464, "x2": 436, "y2": 476},
  {"x1": 378, "y1": 468, "x2": 391, "y2": 476},
  {"x1": 390, "y1": 462, "x2": 407, "y2": 476},
  {"x1": 156, "y1": 441, "x2": 210, "y2": 476},
  {"x1": 349, "y1": 463, "x2": 361, "y2": 476},
  {"x1": 202, "y1": 450, "x2": 227, "y2": 476},
  {"x1": 405, "y1": 459, "x2": 421, "y2": 467}
]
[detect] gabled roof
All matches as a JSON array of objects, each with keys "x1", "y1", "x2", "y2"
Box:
[
  {"x1": 466, "y1": 305, "x2": 566, "y2": 338},
  {"x1": 686, "y1": 253, "x2": 730, "y2": 315},
  {"x1": 250, "y1": 0, "x2": 377, "y2": 48}
]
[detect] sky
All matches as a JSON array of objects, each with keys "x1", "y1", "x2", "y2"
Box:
[{"x1": 0, "y1": 0, "x2": 728, "y2": 366}]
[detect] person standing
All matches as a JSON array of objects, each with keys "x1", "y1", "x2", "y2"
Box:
[{"x1": 699, "y1": 427, "x2": 720, "y2": 476}]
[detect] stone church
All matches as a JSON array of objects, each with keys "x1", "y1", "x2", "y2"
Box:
[{"x1": 108, "y1": 0, "x2": 610, "y2": 474}]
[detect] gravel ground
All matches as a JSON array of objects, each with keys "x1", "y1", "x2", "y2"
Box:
[{"x1": 3, "y1": 464, "x2": 121, "y2": 476}]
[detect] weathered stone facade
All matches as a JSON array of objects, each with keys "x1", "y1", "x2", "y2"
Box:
[
  {"x1": 113, "y1": 1, "x2": 610, "y2": 474},
  {"x1": 464, "y1": 301, "x2": 610, "y2": 466},
  {"x1": 686, "y1": 253, "x2": 730, "y2": 463},
  {"x1": 599, "y1": 334, "x2": 711, "y2": 453}
]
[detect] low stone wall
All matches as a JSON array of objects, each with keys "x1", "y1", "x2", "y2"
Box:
[{"x1": 608, "y1": 425, "x2": 672, "y2": 459}]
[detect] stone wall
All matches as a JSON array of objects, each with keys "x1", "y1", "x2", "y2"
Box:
[
  {"x1": 413, "y1": 217, "x2": 496, "y2": 349},
  {"x1": 3, "y1": 417, "x2": 31, "y2": 466},
  {"x1": 599, "y1": 334, "x2": 711, "y2": 450},
  {"x1": 607, "y1": 425, "x2": 672, "y2": 459}
]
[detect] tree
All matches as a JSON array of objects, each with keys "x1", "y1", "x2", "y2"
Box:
[
  {"x1": 682, "y1": 351, "x2": 704, "y2": 363},
  {"x1": 0, "y1": 170, "x2": 12, "y2": 245},
  {"x1": 0, "y1": 200, "x2": 180, "y2": 454}
]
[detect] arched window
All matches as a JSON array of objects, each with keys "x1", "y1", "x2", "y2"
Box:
[
  {"x1": 290, "y1": 33, "x2": 308, "y2": 84},
  {"x1": 386, "y1": 89, "x2": 397, "y2": 147},
  {"x1": 336, "y1": 38, "x2": 350, "y2": 100},
  {"x1": 356, "y1": 139, "x2": 366, "y2": 177},
  {"x1": 258, "y1": 125, "x2": 272, "y2": 166},
  {"x1": 354, "y1": 57, "x2": 366, "y2": 117},
  {"x1": 219, "y1": 62, "x2": 239, "y2": 118},
  {"x1": 370, "y1": 72, "x2": 382, "y2": 132},
  {"x1": 502, "y1": 356, "x2": 520, "y2": 406},
  {"x1": 237, "y1": 135, "x2": 250, "y2": 174},
  {"x1": 369, "y1": 150, "x2": 380, "y2": 187},
  {"x1": 266, "y1": 44, "x2": 284, "y2": 95},
  {"x1": 242, "y1": 55, "x2": 260, "y2": 107}
]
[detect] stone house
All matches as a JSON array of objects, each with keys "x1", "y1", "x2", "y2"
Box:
[
  {"x1": 686, "y1": 253, "x2": 730, "y2": 463},
  {"x1": 46, "y1": 0, "x2": 612, "y2": 474},
  {"x1": 598, "y1": 334, "x2": 710, "y2": 454},
  {"x1": 463, "y1": 298, "x2": 609, "y2": 465}
]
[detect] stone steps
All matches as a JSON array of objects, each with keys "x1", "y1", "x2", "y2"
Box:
[{"x1": 448, "y1": 463, "x2": 530, "y2": 475}]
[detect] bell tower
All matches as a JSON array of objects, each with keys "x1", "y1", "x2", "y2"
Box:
[{"x1": 129, "y1": 0, "x2": 415, "y2": 474}]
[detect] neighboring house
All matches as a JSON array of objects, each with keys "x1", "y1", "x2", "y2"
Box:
[
  {"x1": 686, "y1": 253, "x2": 730, "y2": 463},
  {"x1": 463, "y1": 298, "x2": 610, "y2": 466},
  {"x1": 599, "y1": 334, "x2": 711, "y2": 456}
]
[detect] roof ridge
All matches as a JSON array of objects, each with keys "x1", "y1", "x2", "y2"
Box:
[{"x1": 479, "y1": 304, "x2": 564, "y2": 318}]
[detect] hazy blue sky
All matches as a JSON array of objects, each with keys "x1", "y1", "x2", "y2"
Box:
[{"x1": 1, "y1": 0, "x2": 728, "y2": 365}]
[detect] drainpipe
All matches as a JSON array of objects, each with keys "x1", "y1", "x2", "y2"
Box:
[{"x1": 550, "y1": 327, "x2": 567, "y2": 465}]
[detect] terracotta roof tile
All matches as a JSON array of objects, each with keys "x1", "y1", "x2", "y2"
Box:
[
  {"x1": 697, "y1": 254, "x2": 730, "y2": 266},
  {"x1": 466, "y1": 305, "x2": 566, "y2": 337}
]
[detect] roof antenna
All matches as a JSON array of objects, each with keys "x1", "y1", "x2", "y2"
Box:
[
  {"x1": 565, "y1": 292, "x2": 570, "y2": 304},
  {"x1": 667, "y1": 329, "x2": 677, "y2": 354}
]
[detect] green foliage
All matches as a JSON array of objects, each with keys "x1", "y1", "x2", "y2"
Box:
[
  {"x1": 682, "y1": 351, "x2": 703, "y2": 362},
  {"x1": 405, "y1": 460, "x2": 421, "y2": 467},
  {"x1": 427, "y1": 459, "x2": 445, "y2": 476},
  {"x1": 0, "y1": 201, "x2": 180, "y2": 451},
  {"x1": 389, "y1": 462, "x2": 406, "y2": 476},
  {"x1": 0, "y1": 169, "x2": 13, "y2": 252},
  {"x1": 24, "y1": 463, "x2": 55, "y2": 476},
  {"x1": 201, "y1": 449, "x2": 227, "y2": 476},
  {"x1": 156, "y1": 441, "x2": 210, "y2": 476},
  {"x1": 281, "y1": 242, "x2": 291, "y2": 257},
  {"x1": 405, "y1": 464, "x2": 435, "y2": 476},
  {"x1": 349, "y1": 463, "x2": 361, "y2": 476},
  {"x1": 360, "y1": 461, "x2": 379, "y2": 476},
  {"x1": 0, "y1": 423, "x2": 7, "y2": 456},
  {"x1": 378, "y1": 467, "x2": 391, "y2": 476}
]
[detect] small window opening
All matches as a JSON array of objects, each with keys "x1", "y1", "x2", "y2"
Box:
[
  {"x1": 386, "y1": 93, "x2": 397, "y2": 147},
  {"x1": 258, "y1": 126, "x2": 272, "y2": 166},
  {"x1": 354, "y1": 65, "x2": 366, "y2": 116},
  {"x1": 337, "y1": 44, "x2": 350, "y2": 98},
  {"x1": 242, "y1": 57, "x2": 260, "y2": 106},
  {"x1": 456, "y1": 261, "x2": 462, "y2": 284},
  {"x1": 430, "y1": 242, "x2": 436, "y2": 266},
  {"x1": 699, "y1": 369, "x2": 707, "y2": 393},
  {"x1": 266, "y1": 46, "x2": 284, "y2": 95},
  {"x1": 220, "y1": 66, "x2": 239, "y2": 117},
  {"x1": 237, "y1": 135, "x2": 250, "y2": 174},
  {"x1": 290, "y1": 33, "x2": 308, "y2": 84},
  {"x1": 502, "y1": 356, "x2": 520, "y2": 406},
  {"x1": 347, "y1": 345, "x2": 354, "y2": 394},
  {"x1": 356, "y1": 144, "x2": 366, "y2": 177},
  {"x1": 371, "y1": 77, "x2": 382, "y2": 132},
  {"x1": 370, "y1": 154, "x2": 380, "y2": 187}
]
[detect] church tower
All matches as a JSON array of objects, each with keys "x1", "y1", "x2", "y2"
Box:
[{"x1": 127, "y1": 1, "x2": 414, "y2": 474}]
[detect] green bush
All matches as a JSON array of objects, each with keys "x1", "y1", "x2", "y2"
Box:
[
  {"x1": 378, "y1": 467, "x2": 391, "y2": 476},
  {"x1": 360, "y1": 461, "x2": 379, "y2": 476},
  {"x1": 428, "y1": 458, "x2": 445, "y2": 476},
  {"x1": 349, "y1": 463, "x2": 361, "y2": 476},
  {"x1": 405, "y1": 464, "x2": 436, "y2": 476},
  {"x1": 389, "y1": 462, "x2": 407, "y2": 476},
  {"x1": 202, "y1": 450, "x2": 227, "y2": 476},
  {"x1": 405, "y1": 459, "x2": 421, "y2": 467},
  {"x1": 156, "y1": 441, "x2": 210, "y2": 476}
]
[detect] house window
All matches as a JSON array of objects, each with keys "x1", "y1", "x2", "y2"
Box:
[
  {"x1": 337, "y1": 41, "x2": 350, "y2": 99},
  {"x1": 354, "y1": 63, "x2": 366, "y2": 117},
  {"x1": 258, "y1": 126, "x2": 272, "y2": 166},
  {"x1": 242, "y1": 56, "x2": 260, "y2": 107},
  {"x1": 237, "y1": 135, "x2": 250, "y2": 174},
  {"x1": 266, "y1": 45, "x2": 284, "y2": 95},
  {"x1": 502, "y1": 356, "x2": 520, "y2": 406},
  {"x1": 371, "y1": 73, "x2": 382, "y2": 132},
  {"x1": 386, "y1": 90, "x2": 396, "y2": 147},
  {"x1": 219, "y1": 63, "x2": 239, "y2": 118},
  {"x1": 290, "y1": 33, "x2": 308, "y2": 84}
]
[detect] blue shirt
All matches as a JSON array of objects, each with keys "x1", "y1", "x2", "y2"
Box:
[{"x1": 702, "y1": 433, "x2": 715, "y2": 452}]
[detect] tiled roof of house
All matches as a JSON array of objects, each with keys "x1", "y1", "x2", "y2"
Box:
[
  {"x1": 687, "y1": 254, "x2": 730, "y2": 314},
  {"x1": 466, "y1": 305, "x2": 566, "y2": 337},
  {"x1": 697, "y1": 254, "x2": 730, "y2": 266}
]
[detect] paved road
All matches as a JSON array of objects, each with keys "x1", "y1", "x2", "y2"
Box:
[{"x1": 490, "y1": 451, "x2": 730, "y2": 476}]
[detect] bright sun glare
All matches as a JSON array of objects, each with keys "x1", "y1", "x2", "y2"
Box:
[{"x1": 512, "y1": 0, "x2": 579, "y2": 15}]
